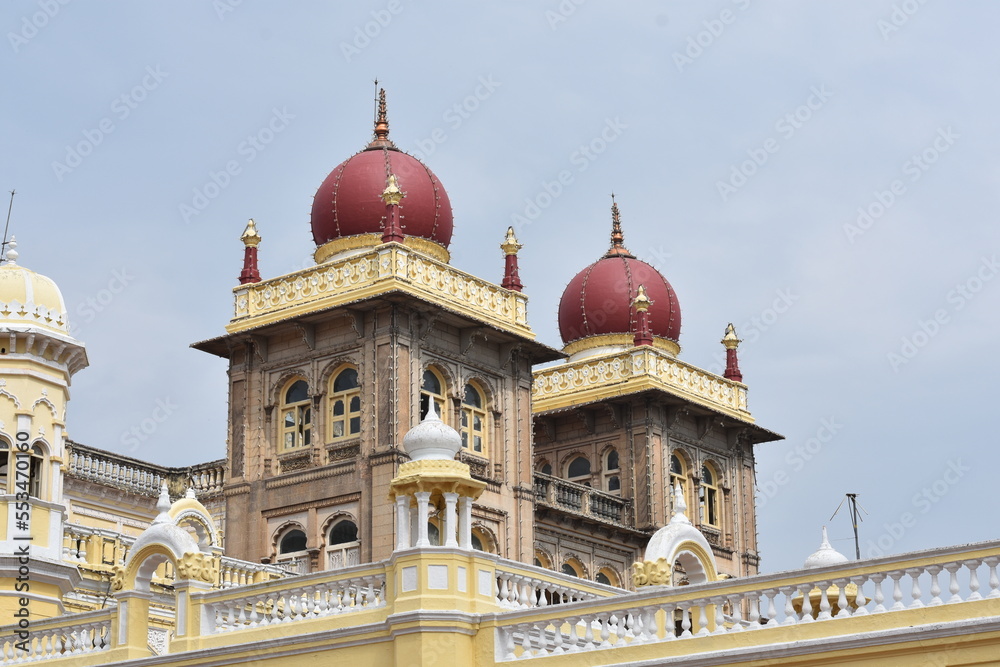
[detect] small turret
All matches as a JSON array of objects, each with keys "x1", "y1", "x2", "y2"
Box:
[
  {"x1": 380, "y1": 174, "x2": 406, "y2": 244},
  {"x1": 500, "y1": 226, "x2": 523, "y2": 292},
  {"x1": 238, "y1": 219, "x2": 261, "y2": 284},
  {"x1": 633, "y1": 284, "x2": 653, "y2": 347},
  {"x1": 722, "y1": 323, "x2": 743, "y2": 383}
]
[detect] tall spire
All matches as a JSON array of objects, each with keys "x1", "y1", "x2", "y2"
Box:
[
  {"x1": 500, "y1": 226, "x2": 523, "y2": 292},
  {"x1": 239, "y1": 219, "x2": 261, "y2": 284},
  {"x1": 632, "y1": 284, "x2": 653, "y2": 347},
  {"x1": 367, "y1": 87, "x2": 396, "y2": 150},
  {"x1": 604, "y1": 194, "x2": 634, "y2": 258},
  {"x1": 381, "y1": 174, "x2": 405, "y2": 243},
  {"x1": 721, "y1": 323, "x2": 743, "y2": 383}
]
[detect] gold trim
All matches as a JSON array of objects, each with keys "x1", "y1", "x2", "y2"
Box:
[
  {"x1": 314, "y1": 234, "x2": 450, "y2": 264},
  {"x1": 562, "y1": 333, "x2": 680, "y2": 358}
]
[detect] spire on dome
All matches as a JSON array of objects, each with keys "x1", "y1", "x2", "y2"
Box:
[
  {"x1": 670, "y1": 483, "x2": 690, "y2": 524},
  {"x1": 367, "y1": 88, "x2": 396, "y2": 150},
  {"x1": 153, "y1": 482, "x2": 171, "y2": 524},
  {"x1": 604, "y1": 194, "x2": 635, "y2": 258},
  {"x1": 804, "y1": 526, "x2": 850, "y2": 568},
  {"x1": 721, "y1": 323, "x2": 743, "y2": 383},
  {"x1": 381, "y1": 174, "x2": 405, "y2": 243},
  {"x1": 500, "y1": 226, "x2": 523, "y2": 292},
  {"x1": 4, "y1": 236, "x2": 17, "y2": 265},
  {"x1": 239, "y1": 219, "x2": 261, "y2": 284},
  {"x1": 633, "y1": 284, "x2": 653, "y2": 347}
]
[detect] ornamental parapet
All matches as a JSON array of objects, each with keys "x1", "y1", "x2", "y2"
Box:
[
  {"x1": 532, "y1": 347, "x2": 752, "y2": 421},
  {"x1": 227, "y1": 243, "x2": 533, "y2": 339}
]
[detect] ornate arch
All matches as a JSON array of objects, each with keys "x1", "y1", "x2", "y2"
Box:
[
  {"x1": 533, "y1": 546, "x2": 554, "y2": 570},
  {"x1": 271, "y1": 369, "x2": 311, "y2": 406},
  {"x1": 318, "y1": 356, "x2": 361, "y2": 391},
  {"x1": 31, "y1": 396, "x2": 57, "y2": 418},
  {"x1": 470, "y1": 521, "x2": 499, "y2": 555},
  {"x1": 270, "y1": 521, "x2": 307, "y2": 557},
  {"x1": 319, "y1": 511, "x2": 359, "y2": 549},
  {"x1": 420, "y1": 360, "x2": 457, "y2": 398},
  {"x1": 0, "y1": 389, "x2": 20, "y2": 409}
]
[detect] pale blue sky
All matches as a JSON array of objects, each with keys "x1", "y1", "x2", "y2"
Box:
[{"x1": 3, "y1": 1, "x2": 998, "y2": 573}]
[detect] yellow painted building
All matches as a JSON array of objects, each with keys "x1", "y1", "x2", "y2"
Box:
[{"x1": 0, "y1": 96, "x2": 997, "y2": 665}]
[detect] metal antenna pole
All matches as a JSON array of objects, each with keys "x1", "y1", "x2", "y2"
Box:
[
  {"x1": 1, "y1": 189, "x2": 15, "y2": 259},
  {"x1": 831, "y1": 493, "x2": 867, "y2": 560}
]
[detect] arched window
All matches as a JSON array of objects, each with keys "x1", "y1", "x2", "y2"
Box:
[
  {"x1": 595, "y1": 567, "x2": 620, "y2": 587},
  {"x1": 420, "y1": 368, "x2": 448, "y2": 423},
  {"x1": 534, "y1": 550, "x2": 552, "y2": 570},
  {"x1": 603, "y1": 449, "x2": 621, "y2": 495},
  {"x1": 281, "y1": 379, "x2": 312, "y2": 449},
  {"x1": 538, "y1": 461, "x2": 552, "y2": 476},
  {"x1": 561, "y1": 559, "x2": 583, "y2": 578},
  {"x1": 329, "y1": 366, "x2": 361, "y2": 441},
  {"x1": 566, "y1": 456, "x2": 591, "y2": 486},
  {"x1": 669, "y1": 453, "x2": 690, "y2": 513},
  {"x1": 700, "y1": 463, "x2": 720, "y2": 528},
  {"x1": 0, "y1": 441, "x2": 9, "y2": 494},
  {"x1": 279, "y1": 529, "x2": 307, "y2": 554},
  {"x1": 461, "y1": 382, "x2": 487, "y2": 456},
  {"x1": 326, "y1": 519, "x2": 360, "y2": 569},
  {"x1": 276, "y1": 528, "x2": 309, "y2": 574},
  {"x1": 28, "y1": 445, "x2": 44, "y2": 499}
]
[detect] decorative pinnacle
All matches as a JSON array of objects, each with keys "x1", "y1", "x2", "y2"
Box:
[
  {"x1": 500, "y1": 226, "x2": 522, "y2": 256},
  {"x1": 633, "y1": 284, "x2": 651, "y2": 312},
  {"x1": 381, "y1": 174, "x2": 405, "y2": 205},
  {"x1": 4, "y1": 236, "x2": 17, "y2": 264},
  {"x1": 670, "y1": 483, "x2": 690, "y2": 524},
  {"x1": 241, "y1": 219, "x2": 261, "y2": 248},
  {"x1": 604, "y1": 194, "x2": 634, "y2": 258},
  {"x1": 368, "y1": 88, "x2": 396, "y2": 149},
  {"x1": 721, "y1": 323, "x2": 741, "y2": 349},
  {"x1": 819, "y1": 526, "x2": 832, "y2": 550}
]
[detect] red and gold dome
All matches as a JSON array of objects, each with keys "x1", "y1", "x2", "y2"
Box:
[
  {"x1": 311, "y1": 90, "x2": 453, "y2": 263},
  {"x1": 557, "y1": 200, "x2": 681, "y2": 357}
]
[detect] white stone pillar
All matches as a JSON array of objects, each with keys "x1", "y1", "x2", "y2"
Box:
[
  {"x1": 395, "y1": 495, "x2": 411, "y2": 550},
  {"x1": 459, "y1": 496, "x2": 473, "y2": 550},
  {"x1": 414, "y1": 492, "x2": 432, "y2": 547},
  {"x1": 443, "y1": 492, "x2": 459, "y2": 547}
]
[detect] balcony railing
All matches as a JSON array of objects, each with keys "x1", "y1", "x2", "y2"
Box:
[
  {"x1": 533, "y1": 473, "x2": 634, "y2": 528},
  {"x1": 494, "y1": 540, "x2": 1000, "y2": 660},
  {"x1": 66, "y1": 443, "x2": 225, "y2": 497}
]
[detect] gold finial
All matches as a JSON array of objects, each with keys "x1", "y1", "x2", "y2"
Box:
[
  {"x1": 722, "y1": 323, "x2": 741, "y2": 349},
  {"x1": 633, "y1": 284, "x2": 651, "y2": 311},
  {"x1": 604, "y1": 193, "x2": 634, "y2": 258},
  {"x1": 381, "y1": 174, "x2": 405, "y2": 205},
  {"x1": 241, "y1": 219, "x2": 261, "y2": 248},
  {"x1": 500, "y1": 226, "x2": 522, "y2": 256},
  {"x1": 367, "y1": 88, "x2": 395, "y2": 149}
]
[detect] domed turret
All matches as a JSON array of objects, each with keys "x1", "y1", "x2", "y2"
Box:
[
  {"x1": 0, "y1": 238, "x2": 70, "y2": 335},
  {"x1": 804, "y1": 526, "x2": 850, "y2": 569},
  {"x1": 557, "y1": 199, "x2": 681, "y2": 359},
  {"x1": 310, "y1": 89, "x2": 453, "y2": 263}
]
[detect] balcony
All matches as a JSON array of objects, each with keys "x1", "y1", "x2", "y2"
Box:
[{"x1": 533, "y1": 472, "x2": 634, "y2": 528}]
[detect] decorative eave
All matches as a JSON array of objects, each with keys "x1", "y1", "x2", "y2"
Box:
[
  {"x1": 193, "y1": 243, "x2": 563, "y2": 362},
  {"x1": 532, "y1": 346, "x2": 778, "y2": 432}
]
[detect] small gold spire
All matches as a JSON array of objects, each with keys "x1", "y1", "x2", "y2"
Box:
[
  {"x1": 241, "y1": 219, "x2": 261, "y2": 248},
  {"x1": 381, "y1": 174, "x2": 405, "y2": 205},
  {"x1": 633, "y1": 284, "x2": 652, "y2": 311},
  {"x1": 604, "y1": 193, "x2": 634, "y2": 258},
  {"x1": 722, "y1": 323, "x2": 741, "y2": 349},
  {"x1": 368, "y1": 88, "x2": 396, "y2": 149},
  {"x1": 500, "y1": 226, "x2": 522, "y2": 256}
]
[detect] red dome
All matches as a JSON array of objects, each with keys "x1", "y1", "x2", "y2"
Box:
[
  {"x1": 558, "y1": 255, "x2": 681, "y2": 344},
  {"x1": 310, "y1": 90, "x2": 453, "y2": 249},
  {"x1": 558, "y1": 200, "x2": 681, "y2": 346},
  {"x1": 311, "y1": 148, "x2": 453, "y2": 247}
]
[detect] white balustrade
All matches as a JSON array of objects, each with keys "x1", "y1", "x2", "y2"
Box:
[
  {"x1": 206, "y1": 574, "x2": 386, "y2": 633},
  {"x1": 1, "y1": 616, "x2": 110, "y2": 663},
  {"x1": 495, "y1": 554, "x2": 1000, "y2": 660}
]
